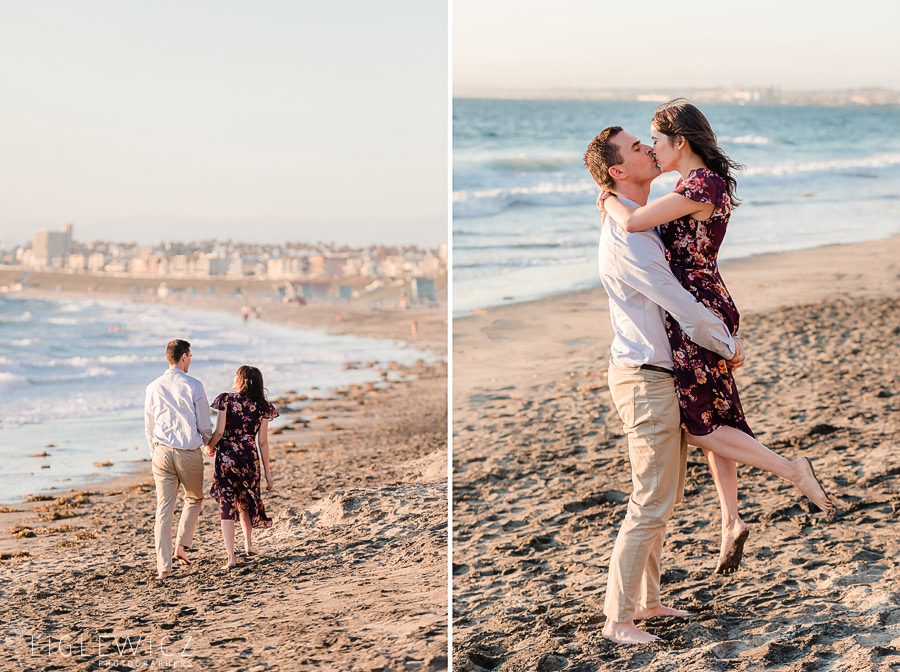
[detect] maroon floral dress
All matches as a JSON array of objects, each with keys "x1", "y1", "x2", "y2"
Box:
[
  {"x1": 660, "y1": 168, "x2": 753, "y2": 437},
  {"x1": 210, "y1": 392, "x2": 278, "y2": 527}
]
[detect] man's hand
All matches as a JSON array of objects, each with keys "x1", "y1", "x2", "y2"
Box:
[
  {"x1": 726, "y1": 336, "x2": 745, "y2": 370},
  {"x1": 203, "y1": 445, "x2": 216, "y2": 457}
]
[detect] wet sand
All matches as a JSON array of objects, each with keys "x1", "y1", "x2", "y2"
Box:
[
  {"x1": 452, "y1": 237, "x2": 900, "y2": 671},
  {"x1": 0, "y1": 295, "x2": 448, "y2": 671}
]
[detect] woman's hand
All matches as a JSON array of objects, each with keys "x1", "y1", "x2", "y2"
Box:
[
  {"x1": 203, "y1": 445, "x2": 216, "y2": 457},
  {"x1": 265, "y1": 474, "x2": 274, "y2": 491},
  {"x1": 597, "y1": 190, "x2": 614, "y2": 213}
]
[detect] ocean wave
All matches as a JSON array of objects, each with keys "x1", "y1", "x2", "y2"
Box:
[
  {"x1": 722, "y1": 135, "x2": 774, "y2": 145},
  {"x1": 0, "y1": 372, "x2": 28, "y2": 389},
  {"x1": 453, "y1": 180, "x2": 598, "y2": 218},
  {"x1": 454, "y1": 242, "x2": 567, "y2": 251},
  {"x1": 30, "y1": 367, "x2": 116, "y2": 384},
  {"x1": 454, "y1": 151, "x2": 900, "y2": 219},
  {"x1": 489, "y1": 155, "x2": 580, "y2": 172},
  {"x1": 55, "y1": 303, "x2": 87, "y2": 313},
  {"x1": 39, "y1": 355, "x2": 141, "y2": 368},
  {"x1": 744, "y1": 152, "x2": 900, "y2": 178},
  {"x1": 0, "y1": 311, "x2": 33, "y2": 324}
]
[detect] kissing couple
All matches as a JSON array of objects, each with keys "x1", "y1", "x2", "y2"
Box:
[{"x1": 583, "y1": 100, "x2": 835, "y2": 644}]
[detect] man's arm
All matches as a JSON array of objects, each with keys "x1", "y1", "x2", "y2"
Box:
[
  {"x1": 615, "y1": 230, "x2": 736, "y2": 360},
  {"x1": 194, "y1": 383, "x2": 213, "y2": 445},
  {"x1": 144, "y1": 386, "x2": 156, "y2": 454}
]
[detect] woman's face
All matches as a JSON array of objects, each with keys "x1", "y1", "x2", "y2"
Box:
[
  {"x1": 232, "y1": 373, "x2": 241, "y2": 391},
  {"x1": 650, "y1": 125, "x2": 678, "y2": 172}
]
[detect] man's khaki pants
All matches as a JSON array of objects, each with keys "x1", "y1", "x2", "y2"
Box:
[
  {"x1": 604, "y1": 364, "x2": 687, "y2": 623},
  {"x1": 152, "y1": 444, "x2": 204, "y2": 574}
]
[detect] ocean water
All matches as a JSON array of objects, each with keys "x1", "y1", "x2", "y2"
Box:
[
  {"x1": 0, "y1": 296, "x2": 432, "y2": 502},
  {"x1": 453, "y1": 99, "x2": 900, "y2": 314}
]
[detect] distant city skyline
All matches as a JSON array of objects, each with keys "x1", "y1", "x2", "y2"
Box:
[
  {"x1": 0, "y1": 1, "x2": 448, "y2": 248},
  {"x1": 454, "y1": 0, "x2": 900, "y2": 92}
]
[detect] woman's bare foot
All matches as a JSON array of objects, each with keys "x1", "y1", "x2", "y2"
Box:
[
  {"x1": 222, "y1": 557, "x2": 236, "y2": 570},
  {"x1": 633, "y1": 604, "x2": 692, "y2": 620},
  {"x1": 602, "y1": 618, "x2": 659, "y2": 644},
  {"x1": 792, "y1": 458, "x2": 835, "y2": 514},
  {"x1": 715, "y1": 521, "x2": 749, "y2": 574}
]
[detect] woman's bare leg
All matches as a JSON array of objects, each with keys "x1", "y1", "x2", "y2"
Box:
[
  {"x1": 688, "y1": 426, "x2": 834, "y2": 514},
  {"x1": 221, "y1": 520, "x2": 236, "y2": 568},
  {"x1": 703, "y1": 448, "x2": 749, "y2": 573},
  {"x1": 239, "y1": 509, "x2": 254, "y2": 554}
]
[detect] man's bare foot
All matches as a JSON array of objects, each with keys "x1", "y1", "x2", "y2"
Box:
[
  {"x1": 156, "y1": 571, "x2": 169, "y2": 581},
  {"x1": 715, "y1": 521, "x2": 750, "y2": 575},
  {"x1": 633, "y1": 604, "x2": 692, "y2": 620},
  {"x1": 174, "y1": 546, "x2": 191, "y2": 566},
  {"x1": 602, "y1": 618, "x2": 659, "y2": 644},
  {"x1": 792, "y1": 458, "x2": 835, "y2": 514}
]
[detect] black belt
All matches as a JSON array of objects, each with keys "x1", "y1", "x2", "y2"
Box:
[{"x1": 640, "y1": 364, "x2": 674, "y2": 375}]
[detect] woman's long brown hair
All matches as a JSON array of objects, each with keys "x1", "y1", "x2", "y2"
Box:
[
  {"x1": 235, "y1": 365, "x2": 271, "y2": 412},
  {"x1": 653, "y1": 98, "x2": 744, "y2": 207}
]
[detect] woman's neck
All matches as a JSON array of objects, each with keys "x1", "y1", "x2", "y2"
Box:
[{"x1": 676, "y1": 153, "x2": 707, "y2": 182}]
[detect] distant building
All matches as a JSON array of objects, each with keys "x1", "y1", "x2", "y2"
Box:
[
  {"x1": 412, "y1": 277, "x2": 436, "y2": 300},
  {"x1": 32, "y1": 223, "x2": 73, "y2": 268},
  {"x1": 308, "y1": 255, "x2": 325, "y2": 277},
  {"x1": 324, "y1": 254, "x2": 349, "y2": 277},
  {"x1": 67, "y1": 253, "x2": 87, "y2": 271},
  {"x1": 419, "y1": 257, "x2": 441, "y2": 276},
  {"x1": 87, "y1": 252, "x2": 106, "y2": 272},
  {"x1": 194, "y1": 253, "x2": 229, "y2": 276}
]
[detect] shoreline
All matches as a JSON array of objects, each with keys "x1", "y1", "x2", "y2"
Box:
[
  {"x1": 452, "y1": 235, "x2": 900, "y2": 670},
  {"x1": 1, "y1": 290, "x2": 446, "y2": 508},
  {"x1": 452, "y1": 231, "x2": 900, "y2": 318}
]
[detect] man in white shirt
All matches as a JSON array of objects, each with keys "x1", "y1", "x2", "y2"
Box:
[
  {"x1": 144, "y1": 339, "x2": 212, "y2": 580},
  {"x1": 584, "y1": 127, "x2": 744, "y2": 644}
]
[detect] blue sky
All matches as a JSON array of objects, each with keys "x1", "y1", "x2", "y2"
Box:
[
  {"x1": 0, "y1": 1, "x2": 448, "y2": 247},
  {"x1": 454, "y1": 0, "x2": 900, "y2": 92}
]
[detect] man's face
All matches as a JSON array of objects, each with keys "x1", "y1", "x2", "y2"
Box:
[
  {"x1": 181, "y1": 350, "x2": 192, "y2": 373},
  {"x1": 610, "y1": 131, "x2": 660, "y2": 185}
]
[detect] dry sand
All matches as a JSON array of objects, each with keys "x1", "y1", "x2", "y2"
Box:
[
  {"x1": 452, "y1": 236, "x2": 900, "y2": 672},
  {"x1": 0, "y1": 292, "x2": 448, "y2": 671}
]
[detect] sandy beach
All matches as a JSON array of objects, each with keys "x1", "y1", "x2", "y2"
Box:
[
  {"x1": 0, "y1": 284, "x2": 448, "y2": 671},
  {"x1": 452, "y1": 236, "x2": 900, "y2": 671}
]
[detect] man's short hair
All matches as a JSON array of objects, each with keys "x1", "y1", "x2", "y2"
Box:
[
  {"x1": 166, "y1": 339, "x2": 191, "y2": 364},
  {"x1": 584, "y1": 126, "x2": 624, "y2": 191}
]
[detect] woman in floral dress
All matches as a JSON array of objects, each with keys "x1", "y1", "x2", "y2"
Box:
[
  {"x1": 602, "y1": 99, "x2": 834, "y2": 574},
  {"x1": 205, "y1": 365, "x2": 277, "y2": 569}
]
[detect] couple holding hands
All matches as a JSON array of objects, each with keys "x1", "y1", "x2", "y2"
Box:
[
  {"x1": 584, "y1": 99, "x2": 835, "y2": 644},
  {"x1": 144, "y1": 339, "x2": 277, "y2": 580}
]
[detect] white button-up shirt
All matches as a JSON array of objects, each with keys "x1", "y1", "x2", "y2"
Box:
[
  {"x1": 598, "y1": 198, "x2": 735, "y2": 368},
  {"x1": 144, "y1": 368, "x2": 213, "y2": 452}
]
